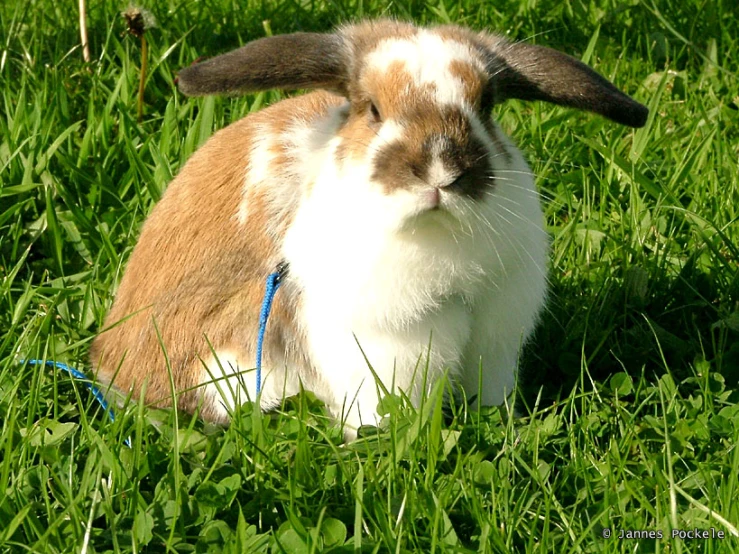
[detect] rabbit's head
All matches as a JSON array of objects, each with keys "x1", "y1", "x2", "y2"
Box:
[{"x1": 178, "y1": 20, "x2": 646, "y2": 234}]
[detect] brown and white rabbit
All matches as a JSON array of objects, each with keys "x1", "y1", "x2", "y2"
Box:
[{"x1": 90, "y1": 19, "x2": 647, "y2": 438}]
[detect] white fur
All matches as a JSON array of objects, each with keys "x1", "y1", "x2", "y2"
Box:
[
  {"x1": 260, "y1": 104, "x2": 350, "y2": 240},
  {"x1": 203, "y1": 349, "x2": 300, "y2": 419},
  {"x1": 427, "y1": 157, "x2": 453, "y2": 189},
  {"x1": 237, "y1": 124, "x2": 274, "y2": 225},
  {"x1": 202, "y1": 349, "x2": 254, "y2": 419},
  {"x1": 237, "y1": 105, "x2": 349, "y2": 229},
  {"x1": 281, "y1": 114, "x2": 548, "y2": 435}
]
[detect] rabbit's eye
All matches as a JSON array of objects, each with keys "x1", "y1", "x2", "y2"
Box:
[{"x1": 369, "y1": 101, "x2": 382, "y2": 123}]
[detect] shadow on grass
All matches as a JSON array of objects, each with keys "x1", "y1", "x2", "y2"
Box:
[{"x1": 519, "y1": 253, "x2": 739, "y2": 409}]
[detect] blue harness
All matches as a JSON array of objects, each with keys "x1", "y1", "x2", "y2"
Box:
[{"x1": 255, "y1": 261, "x2": 288, "y2": 394}]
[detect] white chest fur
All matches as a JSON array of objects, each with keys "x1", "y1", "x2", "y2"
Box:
[{"x1": 281, "y1": 125, "x2": 548, "y2": 433}]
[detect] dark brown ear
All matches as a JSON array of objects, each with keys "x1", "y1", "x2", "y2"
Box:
[
  {"x1": 490, "y1": 41, "x2": 648, "y2": 128},
  {"x1": 177, "y1": 33, "x2": 348, "y2": 96}
]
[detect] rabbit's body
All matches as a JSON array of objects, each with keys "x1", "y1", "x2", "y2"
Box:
[
  {"x1": 91, "y1": 20, "x2": 646, "y2": 437},
  {"x1": 90, "y1": 93, "x2": 341, "y2": 420}
]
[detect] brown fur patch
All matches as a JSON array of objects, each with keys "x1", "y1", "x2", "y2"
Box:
[
  {"x1": 337, "y1": 60, "x2": 440, "y2": 163},
  {"x1": 360, "y1": 61, "x2": 438, "y2": 119},
  {"x1": 371, "y1": 105, "x2": 494, "y2": 199},
  {"x1": 448, "y1": 59, "x2": 485, "y2": 108},
  {"x1": 334, "y1": 106, "x2": 380, "y2": 164}
]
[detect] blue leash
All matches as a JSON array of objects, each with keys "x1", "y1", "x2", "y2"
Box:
[
  {"x1": 22, "y1": 359, "x2": 117, "y2": 421},
  {"x1": 20, "y1": 359, "x2": 131, "y2": 447},
  {"x1": 256, "y1": 261, "x2": 288, "y2": 395},
  {"x1": 22, "y1": 262, "x2": 288, "y2": 441}
]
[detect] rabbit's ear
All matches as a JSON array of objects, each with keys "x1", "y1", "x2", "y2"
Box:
[
  {"x1": 488, "y1": 39, "x2": 648, "y2": 128},
  {"x1": 177, "y1": 33, "x2": 348, "y2": 97}
]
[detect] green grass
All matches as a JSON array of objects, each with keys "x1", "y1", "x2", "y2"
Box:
[{"x1": 1, "y1": 0, "x2": 738, "y2": 551}]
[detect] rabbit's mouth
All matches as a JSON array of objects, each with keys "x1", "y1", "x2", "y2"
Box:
[
  {"x1": 407, "y1": 188, "x2": 446, "y2": 217},
  {"x1": 403, "y1": 191, "x2": 462, "y2": 231},
  {"x1": 415, "y1": 178, "x2": 478, "y2": 215},
  {"x1": 426, "y1": 187, "x2": 441, "y2": 210}
]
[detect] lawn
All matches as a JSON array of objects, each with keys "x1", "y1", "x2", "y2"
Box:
[{"x1": 1, "y1": 0, "x2": 738, "y2": 552}]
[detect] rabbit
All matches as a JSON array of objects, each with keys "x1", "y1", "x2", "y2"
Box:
[{"x1": 90, "y1": 19, "x2": 647, "y2": 439}]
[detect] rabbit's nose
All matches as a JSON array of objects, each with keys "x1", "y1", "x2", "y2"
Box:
[{"x1": 426, "y1": 156, "x2": 456, "y2": 189}]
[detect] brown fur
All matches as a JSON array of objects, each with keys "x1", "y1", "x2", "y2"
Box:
[
  {"x1": 359, "y1": 61, "x2": 437, "y2": 120},
  {"x1": 371, "y1": 104, "x2": 493, "y2": 197},
  {"x1": 334, "y1": 104, "x2": 380, "y2": 164},
  {"x1": 448, "y1": 59, "x2": 486, "y2": 108},
  {"x1": 337, "y1": 61, "x2": 439, "y2": 163}
]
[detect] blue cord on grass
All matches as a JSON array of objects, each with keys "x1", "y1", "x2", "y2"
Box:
[
  {"x1": 21, "y1": 359, "x2": 131, "y2": 446},
  {"x1": 256, "y1": 262, "x2": 289, "y2": 395},
  {"x1": 23, "y1": 359, "x2": 116, "y2": 421}
]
